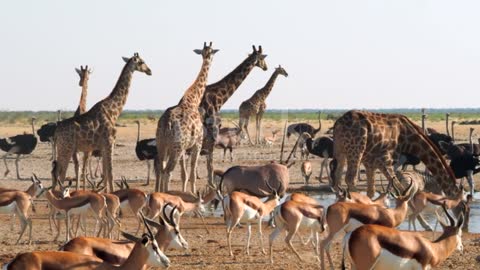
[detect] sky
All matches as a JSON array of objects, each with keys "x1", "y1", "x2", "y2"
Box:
[{"x1": 1, "y1": 1, "x2": 480, "y2": 111}]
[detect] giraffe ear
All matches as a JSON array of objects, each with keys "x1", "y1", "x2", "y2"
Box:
[
  {"x1": 75, "y1": 68, "x2": 82, "y2": 76},
  {"x1": 193, "y1": 49, "x2": 203, "y2": 55},
  {"x1": 212, "y1": 49, "x2": 219, "y2": 54},
  {"x1": 122, "y1": 57, "x2": 130, "y2": 63}
]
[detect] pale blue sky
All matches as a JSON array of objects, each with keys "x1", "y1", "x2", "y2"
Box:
[{"x1": 1, "y1": 1, "x2": 480, "y2": 111}]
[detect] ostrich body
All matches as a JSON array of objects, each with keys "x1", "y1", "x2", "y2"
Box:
[
  {"x1": 36, "y1": 110, "x2": 61, "y2": 159},
  {"x1": 300, "y1": 133, "x2": 333, "y2": 183},
  {"x1": 134, "y1": 120, "x2": 157, "y2": 185},
  {"x1": 0, "y1": 118, "x2": 38, "y2": 179},
  {"x1": 287, "y1": 111, "x2": 322, "y2": 159}
]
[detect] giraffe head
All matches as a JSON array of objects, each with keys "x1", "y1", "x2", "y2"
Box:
[
  {"x1": 251, "y1": 45, "x2": 268, "y2": 71},
  {"x1": 275, "y1": 65, "x2": 289, "y2": 77},
  {"x1": 122, "y1": 53, "x2": 152, "y2": 75},
  {"x1": 193, "y1": 41, "x2": 219, "y2": 61},
  {"x1": 75, "y1": 65, "x2": 92, "y2": 87}
]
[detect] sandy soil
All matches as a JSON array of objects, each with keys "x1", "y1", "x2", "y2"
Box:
[{"x1": 0, "y1": 119, "x2": 479, "y2": 269}]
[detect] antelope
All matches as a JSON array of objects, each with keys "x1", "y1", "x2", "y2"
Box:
[
  {"x1": 43, "y1": 165, "x2": 107, "y2": 242},
  {"x1": 219, "y1": 163, "x2": 289, "y2": 198},
  {"x1": 320, "y1": 181, "x2": 414, "y2": 270},
  {"x1": 343, "y1": 204, "x2": 465, "y2": 270},
  {"x1": 269, "y1": 198, "x2": 325, "y2": 263},
  {"x1": 145, "y1": 190, "x2": 205, "y2": 227},
  {"x1": 3, "y1": 215, "x2": 171, "y2": 270},
  {"x1": 408, "y1": 185, "x2": 466, "y2": 232},
  {"x1": 61, "y1": 206, "x2": 187, "y2": 268},
  {"x1": 112, "y1": 177, "x2": 147, "y2": 234},
  {"x1": 0, "y1": 176, "x2": 43, "y2": 244},
  {"x1": 301, "y1": 160, "x2": 313, "y2": 185},
  {"x1": 62, "y1": 184, "x2": 120, "y2": 239},
  {"x1": 265, "y1": 130, "x2": 279, "y2": 147},
  {"x1": 0, "y1": 175, "x2": 44, "y2": 229},
  {"x1": 221, "y1": 181, "x2": 280, "y2": 256},
  {"x1": 335, "y1": 186, "x2": 389, "y2": 207}
]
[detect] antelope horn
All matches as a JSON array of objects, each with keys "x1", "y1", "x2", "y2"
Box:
[
  {"x1": 442, "y1": 202, "x2": 455, "y2": 227},
  {"x1": 140, "y1": 212, "x2": 155, "y2": 239},
  {"x1": 170, "y1": 205, "x2": 178, "y2": 228}
]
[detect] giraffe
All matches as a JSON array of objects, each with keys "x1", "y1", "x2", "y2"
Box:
[
  {"x1": 331, "y1": 110, "x2": 460, "y2": 198},
  {"x1": 238, "y1": 65, "x2": 288, "y2": 145},
  {"x1": 71, "y1": 65, "x2": 93, "y2": 188},
  {"x1": 199, "y1": 45, "x2": 268, "y2": 186},
  {"x1": 54, "y1": 53, "x2": 151, "y2": 192},
  {"x1": 155, "y1": 42, "x2": 218, "y2": 193}
]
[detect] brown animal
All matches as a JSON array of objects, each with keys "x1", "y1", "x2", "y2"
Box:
[
  {"x1": 214, "y1": 127, "x2": 241, "y2": 162},
  {"x1": 344, "y1": 205, "x2": 465, "y2": 270},
  {"x1": 218, "y1": 163, "x2": 289, "y2": 197},
  {"x1": 300, "y1": 161, "x2": 313, "y2": 185},
  {"x1": 320, "y1": 181, "x2": 414, "y2": 270}
]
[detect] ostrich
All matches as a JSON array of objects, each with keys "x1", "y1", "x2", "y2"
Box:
[
  {"x1": 37, "y1": 110, "x2": 62, "y2": 159},
  {"x1": 456, "y1": 127, "x2": 480, "y2": 156},
  {"x1": 287, "y1": 111, "x2": 322, "y2": 158},
  {"x1": 134, "y1": 120, "x2": 157, "y2": 185},
  {"x1": 0, "y1": 118, "x2": 38, "y2": 179},
  {"x1": 297, "y1": 132, "x2": 333, "y2": 183}
]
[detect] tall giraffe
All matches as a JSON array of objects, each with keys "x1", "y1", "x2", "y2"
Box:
[
  {"x1": 331, "y1": 110, "x2": 460, "y2": 198},
  {"x1": 54, "y1": 53, "x2": 151, "y2": 192},
  {"x1": 239, "y1": 65, "x2": 288, "y2": 145},
  {"x1": 199, "y1": 45, "x2": 268, "y2": 186},
  {"x1": 155, "y1": 42, "x2": 218, "y2": 193},
  {"x1": 71, "y1": 65, "x2": 92, "y2": 187}
]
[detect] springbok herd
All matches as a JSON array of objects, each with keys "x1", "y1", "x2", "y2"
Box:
[{"x1": 0, "y1": 42, "x2": 478, "y2": 269}]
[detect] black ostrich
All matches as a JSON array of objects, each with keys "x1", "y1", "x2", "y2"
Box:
[
  {"x1": 449, "y1": 154, "x2": 480, "y2": 198},
  {"x1": 299, "y1": 132, "x2": 333, "y2": 183},
  {"x1": 37, "y1": 110, "x2": 61, "y2": 159},
  {"x1": 286, "y1": 111, "x2": 322, "y2": 139},
  {"x1": 0, "y1": 118, "x2": 38, "y2": 179},
  {"x1": 134, "y1": 120, "x2": 157, "y2": 185}
]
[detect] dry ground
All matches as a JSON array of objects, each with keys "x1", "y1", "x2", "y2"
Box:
[{"x1": 0, "y1": 119, "x2": 479, "y2": 269}]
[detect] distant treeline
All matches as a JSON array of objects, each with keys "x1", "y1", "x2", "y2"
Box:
[{"x1": 1, "y1": 108, "x2": 480, "y2": 124}]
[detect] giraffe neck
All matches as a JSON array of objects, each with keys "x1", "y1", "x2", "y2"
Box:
[
  {"x1": 179, "y1": 57, "x2": 213, "y2": 108},
  {"x1": 249, "y1": 71, "x2": 280, "y2": 105},
  {"x1": 401, "y1": 120, "x2": 459, "y2": 197},
  {"x1": 74, "y1": 80, "x2": 88, "y2": 117},
  {"x1": 101, "y1": 62, "x2": 135, "y2": 123},
  {"x1": 201, "y1": 54, "x2": 258, "y2": 113}
]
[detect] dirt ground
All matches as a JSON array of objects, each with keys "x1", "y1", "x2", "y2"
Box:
[{"x1": 0, "y1": 118, "x2": 479, "y2": 269}]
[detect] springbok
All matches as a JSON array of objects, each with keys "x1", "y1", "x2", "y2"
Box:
[
  {"x1": 335, "y1": 186, "x2": 389, "y2": 207},
  {"x1": 112, "y1": 177, "x2": 147, "y2": 234},
  {"x1": 0, "y1": 176, "x2": 43, "y2": 244},
  {"x1": 220, "y1": 181, "x2": 280, "y2": 256},
  {"x1": 320, "y1": 181, "x2": 414, "y2": 270},
  {"x1": 265, "y1": 130, "x2": 280, "y2": 147},
  {"x1": 145, "y1": 190, "x2": 206, "y2": 227},
  {"x1": 269, "y1": 198, "x2": 325, "y2": 263},
  {"x1": 301, "y1": 161, "x2": 313, "y2": 185},
  {"x1": 343, "y1": 204, "x2": 465, "y2": 270},
  {"x1": 3, "y1": 215, "x2": 170, "y2": 269},
  {"x1": 61, "y1": 207, "x2": 187, "y2": 268}
]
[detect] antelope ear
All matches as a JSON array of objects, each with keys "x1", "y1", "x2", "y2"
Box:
[
  {"x1": 121, "y1": 231, "x2": 140, "y2": 242},
  {"x1": 457, "y1": 213, "x2": 465, "y2": 229},
  {"x1": 141, "y1": 234, "x2": 149, "y2": 246}
]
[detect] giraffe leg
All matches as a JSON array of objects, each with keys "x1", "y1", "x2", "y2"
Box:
[
  {"x1": 55, "y1": 149, "x2": 74, "y2": 189},
  {"x1": 179, "y1": 154, "x2": 189, "y2": 192},
  {"x1": 14, "y1": 154, "x2": 21, "y2": 180},
  {"x1": 206, "y1": 149, "x2": 215, "y2": 187},
  {"x1": 345, "y1": 157, "x2": 363, "y2": 191},
  {"x1": 188, "y1": 145, "x2": 201, "y2": 194},
  {"x1": 332, "y1": 155, "x2": 346, "y2": 189},
  {"x1": 257, "y1": 112, "x2": 264, "y2": 145},
  {"x1": 243, "y1": 118, "x2": 254, "y2": 145},
  {"x1": 364, "y1": 165, "x2": 376, "y2": 198},
  {"x1": 145, "y1": 160, "x2": 151, "y2": 186},
  {"x1": 162, "y1": 151, "x2": 181, "y2": 192},
  {"x1": 102, "y1": 143, "x2": 114, "y2": 193},
  {"x1": 81, "y1": 152, "x2": 91, "y2": 191},
  {"x1": 155, "y1": 141, "x2": 168, "y2": 192},
  {"x1": 378, "y1": 162, "x2": 397, "y2": 193},
  {"x1": 72, "y1": 152, "x2": 80, "y2": 189}
]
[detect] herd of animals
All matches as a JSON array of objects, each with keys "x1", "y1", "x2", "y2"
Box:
[{"x1": 0, "y1": 42, "x2": 478, "y2": 269}]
